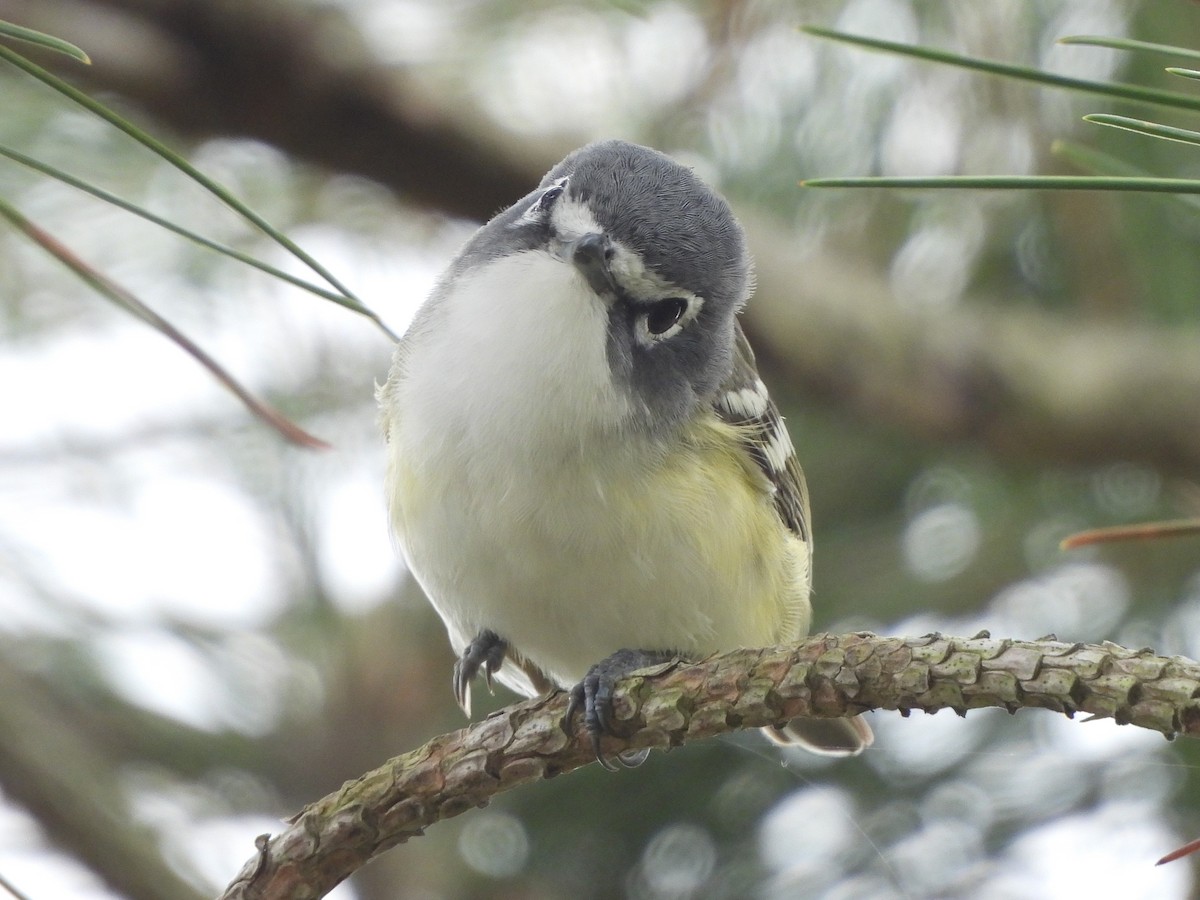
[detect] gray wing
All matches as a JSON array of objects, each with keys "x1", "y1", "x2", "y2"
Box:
[
  {"x1": 716, "y1": 326, "x2": 874, "y2": 756},
  {"x1": 712, "y1": 322, "x2": 811, "y2": 545}
]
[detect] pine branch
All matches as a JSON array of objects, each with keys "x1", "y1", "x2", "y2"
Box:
[{"x1": 219, "y1": 631, "x2": 1200, "y2": 900}]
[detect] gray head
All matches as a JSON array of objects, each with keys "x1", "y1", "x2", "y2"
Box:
[{"x1": 452, "y1": 140, "x2": 753, "y2": 434}]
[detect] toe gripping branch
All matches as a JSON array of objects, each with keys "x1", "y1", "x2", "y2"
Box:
[
  {"x1": 453, "y1": 630, "x2": 508, "y2": 716},
  {"x1": 564, "y1": 648, "x2": 677, "y2": 771},
  {"x1": 454, "y1": 636, "x2": 677, "y2": 771}
]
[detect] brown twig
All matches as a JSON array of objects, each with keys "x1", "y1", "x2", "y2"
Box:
[
  {"x1": 1061, "y1": 518, "x2": 1200, "y2": 549},
  {"x1": 0, "y1": 199, "x2": 329, "y2": 448}
]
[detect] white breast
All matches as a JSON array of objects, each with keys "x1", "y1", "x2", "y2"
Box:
[{"x1": 382, "y1": 250, "x2": 808, "y2": 695}]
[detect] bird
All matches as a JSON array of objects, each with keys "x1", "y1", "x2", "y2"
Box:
[{"x1": 378, "y1": 139, "x2": 872, "y2": 767}]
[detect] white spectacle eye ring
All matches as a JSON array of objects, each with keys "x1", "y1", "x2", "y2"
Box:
[
  {"x1": 517, "y1": 176, "x2": 570, "y2": 225},
  {"x1": 646, "y1": 298, "x2": 687, "y2": 335},
  {"x1": 636, "y1": 293, "x2": 703, "y2": 343},
  {"x1": 537, "y1": 183, "x2": 565, "y2": 211}
]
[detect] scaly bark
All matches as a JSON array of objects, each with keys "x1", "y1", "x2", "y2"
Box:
[{"x1": 220, "y1": 631, "x2": 1200, "y2": 900}]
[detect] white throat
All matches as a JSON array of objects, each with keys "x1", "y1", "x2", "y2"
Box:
[{"x1": 394, "y1": 250, "x2": 633, "y2": 471}]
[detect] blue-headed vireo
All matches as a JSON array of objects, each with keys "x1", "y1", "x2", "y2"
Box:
[{"x1": 379, "y1": 140, "x2": 872, "y2": 766}]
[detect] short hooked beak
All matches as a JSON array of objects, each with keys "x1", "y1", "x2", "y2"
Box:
[{"x1": 565, "y1": 232, "x2": 619, "y2": 302}]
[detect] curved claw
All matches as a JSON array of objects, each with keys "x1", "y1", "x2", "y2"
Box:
[
  {"x1": 452, "y1": 630, "x2": 508, "y2": 716},
  {"x1": 566, "y1": 679, "x2": 619, "y2": 772},
  {"x1": 564, "y1": 648, "x2": 675, "y2": 771},
  {"x1": 616, "y1": 748, "x2": 650, "y2": 768}
]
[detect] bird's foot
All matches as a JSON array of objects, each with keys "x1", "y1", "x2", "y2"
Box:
[
  {"x1": 453, "y1": 629, "x2": 508, "y2": 716},
  {"x1": 565, "y1": 648, "x2": 675, "y2": 771}
]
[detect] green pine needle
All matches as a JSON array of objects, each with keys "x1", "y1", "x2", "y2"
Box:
[
  {"x1": 0, "y1": 144, "x2": 383, "y2": 317},
  {"x1": 1084, "y1": 114, "x2": 1200, "y2": 147},
  {"x1": 0, "y1": 41, "x2": 398, "y2": 341},
  {"x1": 801, "y1": 26, "x2": 1200, "y2": 113},
  {"x1": 1059, "y1": 35, "x2": 1200, "y2": 62},
  {"x1": 802, "y1": 175, "x2": 1200, "y2": 193},
  {"x1": 0, "y1": 19, "x2": 90, "y2": 63}
]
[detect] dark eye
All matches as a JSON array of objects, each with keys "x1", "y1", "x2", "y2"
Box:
[
  {"x1": 645, "y1": 297, "x2": 688, "y2": 336},
  {"x1": 536, "y1": 183, "x2": 565, "y2": 212}
]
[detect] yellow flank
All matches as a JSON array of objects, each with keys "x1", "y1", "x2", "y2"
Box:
[
  {"x1": 659, "y1": 412, "x2": 811, "y2": 647},
  {"x1": 387, "y1": 406, "x2": 811, "y2": 689}
]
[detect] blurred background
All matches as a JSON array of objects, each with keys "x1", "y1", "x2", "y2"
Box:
[{"x1": 2, "y1": 0, "x2": 1200, "y2": 897}]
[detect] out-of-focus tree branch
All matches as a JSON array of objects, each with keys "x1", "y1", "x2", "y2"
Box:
[
  {"x1": 0, "y1": 0, "x2": 533, "y2": 219},
  {"x1": 219, "y1": 631, "x2": 1199, "y2": 900},
  {"x1": 5, "y1": 0, "x2": 1200, "y2": 472},
  {"x1": 745, "y1": 220, "x2": 1200, "y2": 473},
  {"x1": 0, "y1": 655, "x2": 209, "y2": 900}
]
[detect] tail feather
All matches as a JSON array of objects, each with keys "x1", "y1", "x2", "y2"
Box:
[{"x1": 765, "y1": 714, "x2": 874, "y2": 757}]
